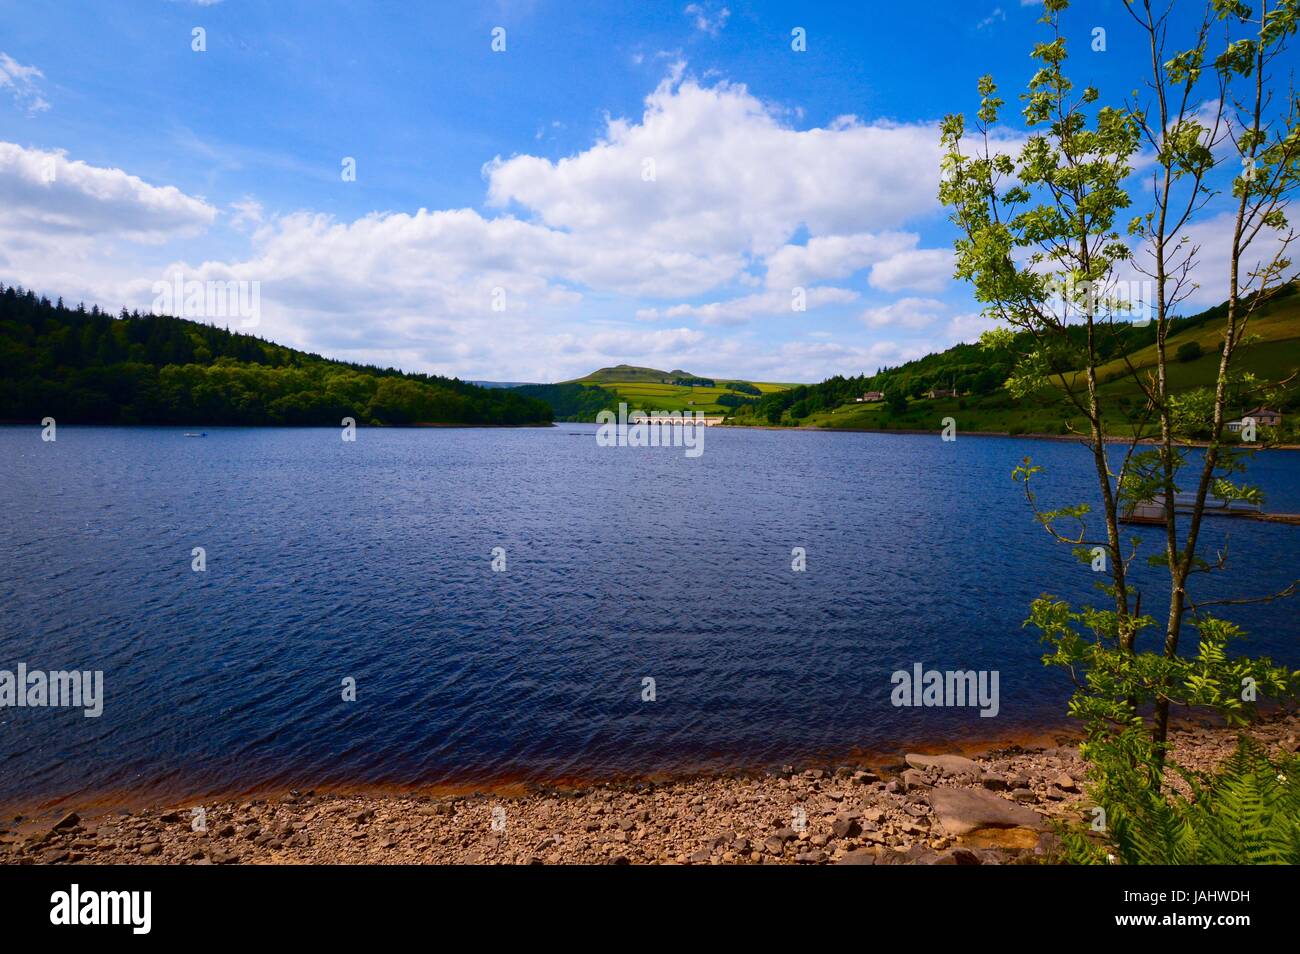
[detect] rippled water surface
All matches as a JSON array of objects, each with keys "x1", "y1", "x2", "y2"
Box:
[{"x1": 2, "y1": 425, "x2": 1298, "y2": 805}]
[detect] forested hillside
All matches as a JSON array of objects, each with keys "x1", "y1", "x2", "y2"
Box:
[
  {"x1": 735, "y1": 285, "x2": 1300, "y2": 435},
  {"x1": 511, "y1": 382, "x2": 622, "y2": 421},
  {"x1": 0, "y1": 285, "x2": 553, "y2": 426}
]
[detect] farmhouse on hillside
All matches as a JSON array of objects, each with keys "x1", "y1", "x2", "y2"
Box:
[
  {"x1": 1243, "y1": 407, "x2": 1282, "y2": 426},
  {"x1": 1227, "y1": 407, "x2": 1283, "y2": 432}
]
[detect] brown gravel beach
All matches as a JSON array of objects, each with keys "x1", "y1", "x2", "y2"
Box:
[{"x1": 5, "y1": 712, "x2": 1296, "y2": 866}]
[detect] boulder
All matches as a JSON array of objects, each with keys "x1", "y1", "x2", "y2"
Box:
[
  {"x1": 928, "y1": 787, "x2": 1046, "y2": 836},
  {"x1": 904, "y1": 754, "x2": 982, "y2": 777},
  {"x1": 901, "y1": 769, "x2": 931, "y2": 791},
  {"x1": 835, "y1": 848, "x2": 879, "y2": 865},
  {"x1": 931, "y1": 847, "x2": 983, "y2": 865},
  {"x1": 1054, "y1": 773, "x2": 1078, "y2": 792},
  {"x1": 830, "y1": 816, "x2": 862, "y2": 840}
]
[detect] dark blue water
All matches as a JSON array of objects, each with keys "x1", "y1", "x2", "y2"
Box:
[{"x1": 2, "y1": 425, "x2": 1298, "y2": 806}]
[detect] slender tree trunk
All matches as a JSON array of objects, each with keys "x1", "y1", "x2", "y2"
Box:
[{"x1": 1152, "y1": 65, "x2": 1256, "y2": 760}]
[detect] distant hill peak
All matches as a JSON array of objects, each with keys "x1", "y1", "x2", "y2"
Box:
[{"x1": 568, "y1": 365, "x2": 690, "y2": 384}]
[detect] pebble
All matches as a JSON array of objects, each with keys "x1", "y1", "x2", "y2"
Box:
[{"x1": 7, "y1": 713, "x2": 1293, "y2": 866}]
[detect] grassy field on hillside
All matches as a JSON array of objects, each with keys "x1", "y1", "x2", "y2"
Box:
[
  {"x1": 555, "y1": 366, "x2": 795, "y2": 416},
  {"x1": 594, "y1": 381, "x2": 791, "y2": 414},
  {"x1": 799, "y1": 296, "x2": 1300, "y2": 437},
  {"x1": 719, "y1": 380, "x2": 791, "y2": 394}
]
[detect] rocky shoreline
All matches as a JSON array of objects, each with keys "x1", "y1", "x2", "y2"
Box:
[{"x1": 4, "y1": 713, "x2": 1297, "y2": 866}]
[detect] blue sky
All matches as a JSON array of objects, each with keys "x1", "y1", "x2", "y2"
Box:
[{"x1": 0, "y1": 1, "x2": 1257, "y2": 382}]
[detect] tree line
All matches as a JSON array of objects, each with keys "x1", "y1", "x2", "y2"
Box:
[{"x1": 0, "y1": 284, "x2": 553, "y2": 426}]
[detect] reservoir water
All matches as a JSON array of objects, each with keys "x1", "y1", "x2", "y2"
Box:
[{"x1": 2, "y1": 424, "x2": 1297, "y2": 806}]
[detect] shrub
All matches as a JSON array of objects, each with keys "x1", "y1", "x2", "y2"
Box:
[{"x1": 1057, "y1": 737, "x2": 1300, "y2": 865}]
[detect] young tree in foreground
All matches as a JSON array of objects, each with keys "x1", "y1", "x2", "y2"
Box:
[{"x1": 940, "y1": 0, "x2": 1300, "y2": 861}]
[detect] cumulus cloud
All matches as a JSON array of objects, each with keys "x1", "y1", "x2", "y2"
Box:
[
  {"x1": 0, "y1": 142, "x2": 216, "y2": 241},
  {"x1": 764, "y1": 232, "x2": 915, "y2": 289},
  {"x1": 635, "y1": 286, "x2": 858, "y2": 326},
  {"x1": 859, "y1": 298, "x2": 1004, "y2": 350},
  {"x1": 860, "y1": 297, "x2": 948, "y2": 330},
  {"x1": 2, "y1": 68, "x2": 961, "y2": 381},
  {"x1": 765, "y1": 232, "x2": 953, "y2": 293},
  {"x1": 132, "y1": 71, "x2": 950, "y2": 376},
  {"x1": 868, "y1": 247, "x2": 953, "y2": 293},
  {"x1": 752, "y1": 338, "x2": 933, "y2": 380},
  {"x1": 485, "y1": 74, "x2": 944, "y2": 264},
  {"x1": 0, "y1": 53, "x2": 50, "y2": 115}
]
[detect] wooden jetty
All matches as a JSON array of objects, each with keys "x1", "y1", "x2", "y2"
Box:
[{"x1": 1122, "y1": 493, "x2": 1300, "y2": 526}]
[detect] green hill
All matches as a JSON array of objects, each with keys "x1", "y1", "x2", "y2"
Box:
[
  {"x1": 523, "y1": 365, "x2": 794, "y2": 420},
  {"x1": 736, "y1": 286, "x2": 1300, "y2": 439},
  {"x1": 570, "y1": 364, "x2": 676, "y2": 384},
  {"x1": 0, "y1": 284, "x2": 553, "y2": 427}
]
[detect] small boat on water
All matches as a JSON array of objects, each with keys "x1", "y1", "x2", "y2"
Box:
[{"x1": 183, "y1": 432, "x2": 208, "y2": 438}]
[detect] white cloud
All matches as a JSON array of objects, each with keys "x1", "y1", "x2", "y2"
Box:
[
  {"x1": 684, "y1": 4, "x2": 730, "y2": 36},
  {"x1": 0, "y1": 68, "x2": 962, "y2": 382},
  {"x1": 0, "y1": 142, "x2": 216, "y2": 242},
  {"x1": 485, "y1": 74, "x2": 945, "y2": 265},
  {"x1": 635, "y1": 286, "x2": 858, "y2": 326},
  {"x1": 765, "y1": 232, "x2": 954, "y2": 295},
  {"x1": 754, "y1": 338, "x2": 933, "y2": 380},
  {"x1": 764, "y1": 231, "x2": 914, "y2": 289},
  {"x1": 944, "y1": 310, "x2": 1000, "y2": 343},
  {"x1": 131, "y1": 70, "x2": 951, "y2": 377},
  {"x1": 0, "y1": 53, "x2": 50, "y2": 115},
  {"x1": 1118, "y1": 210, "x2": 1296, "y2": 311},
  {"x1": 0, "y1": 143, "x2": 216, "y2": 310},
  {"x1": 228, "y1": 197, "x2": 264, "y2": 230},
  {"x1": 868, "y1": 247, "x2": 953, "y2": 293},
  {"x1": 860, "y1": 297, "x2": 948, "y2": 330}
]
